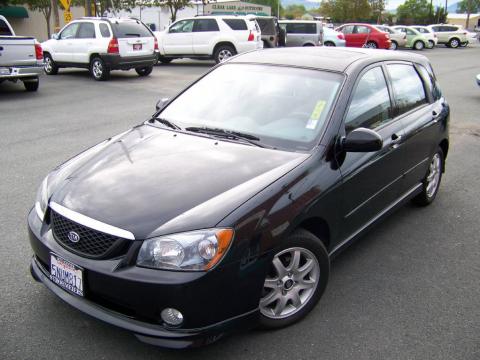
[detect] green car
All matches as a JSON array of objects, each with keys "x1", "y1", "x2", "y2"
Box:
[{"x1": 392, "y1": 26, "x2": 429, "y2": 50}]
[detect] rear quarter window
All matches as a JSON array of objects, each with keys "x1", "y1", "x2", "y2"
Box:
[
  {"x1": 112, "y1": 21, "x2": 152, "y2": 38},
  {"x1": 0, "y1": 19, "x2": 12, "y2": 35},
  {"x1": 223, "y1": 19, "x2": 248, "y2": 31},
  {"x1": 99, "y1": 23, "x2": 111, "y2": 38}
]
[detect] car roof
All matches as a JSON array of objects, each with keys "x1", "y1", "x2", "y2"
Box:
[{"x1": 229, "y1": 47, "x2": 430, "y2": 73}]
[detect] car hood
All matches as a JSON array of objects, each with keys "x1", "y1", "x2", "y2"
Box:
[{"x1": 50, "y1": 125, "x2": 309, "y2": 239}]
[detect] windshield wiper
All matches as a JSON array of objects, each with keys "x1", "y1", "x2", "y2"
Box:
[
  {"x1": 151, "y1": 117, "x2": 181, "y2": 130},
  {"x1": 185, "y1": 126, "x2": 264, "y2": 147}
]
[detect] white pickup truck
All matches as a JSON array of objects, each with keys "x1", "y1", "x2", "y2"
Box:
[{"x1": 0, "y1": 15, "x2": 44, "y2": 91}]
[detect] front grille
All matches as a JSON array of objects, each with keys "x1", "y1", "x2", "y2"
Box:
[{"x1": 51, "y1": 210, "x2": 127, "y2": 259}]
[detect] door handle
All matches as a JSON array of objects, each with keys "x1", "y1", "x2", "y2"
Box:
[
  {"x1": 390, "y1": 133, "x2": 402, "y2": 148},
  {"x1": 432, "y1": 110, "x2": 441, "y2": 122}
]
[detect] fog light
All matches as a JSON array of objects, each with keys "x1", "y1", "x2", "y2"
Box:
[{"x1": 161, "y1": 308, "x2": 183, "y2": 326}]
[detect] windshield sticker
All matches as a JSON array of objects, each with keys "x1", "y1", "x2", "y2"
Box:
[{"x1": 306, "y1": 100, "x2": 326, "y2": 129}]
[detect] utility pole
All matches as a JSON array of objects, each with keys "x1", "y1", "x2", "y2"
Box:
[
  {"x1": 51, "y1": 0, "x2": 60, "y2": 32},
  {"x1": 86, "y1": 0, "x2": 92, "y2": 16}
]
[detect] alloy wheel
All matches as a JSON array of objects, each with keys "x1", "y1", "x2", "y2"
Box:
[
  {"x1": 426, "y1": 153, "x2": 441, "y2": 198},
  {"x1": 260, "y1": 247, "x2": 320, "y2": 319},
  {"x1": 44, "y1": 57, "x2": 52, "y2": 73},
  {"x1": 218, "y1": 49, "x2": 233, "y2": 62},
  {"x1": 92, "y1": 60, "x2": 103, "y2": 79},
  {"x1": 450, "y1": 39, "x2": 459, "y2": 48}
]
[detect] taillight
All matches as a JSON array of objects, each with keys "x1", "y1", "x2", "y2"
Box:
[
  {"x1": 107, "y1": 38, "x2": 119, "y2": 54},
  {"x1": 337, "y1": 33, "x2": 344, "y2": 40},
  {"x1": 154, "y1": 37, "x2": 159, "y2": 50},
  {"x1": 34, "y1": 42, "x2": 43, "y2": 60},
  {"x1": 248, "y1": 31, "x2": 254, "y2": 41}
]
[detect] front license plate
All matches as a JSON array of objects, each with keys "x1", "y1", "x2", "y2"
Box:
[
  {"x1": 50, "y1": 253, "x2": 84, "y2": 297},
  {"x1": 133, "y1": 43, "x2": 142, "y2": 50}
]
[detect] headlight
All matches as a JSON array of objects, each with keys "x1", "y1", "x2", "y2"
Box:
[
  {"x1": 137, "y1": 229, "x2": 234, "y2": 271},
  {"x1": 35, "y1": 176, "x2": 49, "y2": 221}
]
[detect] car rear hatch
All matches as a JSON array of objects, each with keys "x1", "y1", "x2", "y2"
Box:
[{"x1": 111, "y1": 20, "x2": 154, "y2": 57}]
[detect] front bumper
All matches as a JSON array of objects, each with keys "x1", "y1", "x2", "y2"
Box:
[
  {"x1": 101, "y1": 53, "x2": 156, "y2": 70},
  {"x1": 27, "y1": 209, "x2": 262, "y2": 348},
  {"x1": 0, "y1": 63, "x2": 43, "y2": 80}
]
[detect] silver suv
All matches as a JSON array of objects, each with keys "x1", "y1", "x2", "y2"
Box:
[{"x1": 278, "y1": 20, "x2": 323, "y2": 47}]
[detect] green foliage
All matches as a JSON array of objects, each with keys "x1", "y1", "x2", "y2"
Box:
[
  {"x1": 0, "y1": 0, "x2": 11, "y2": 7},
  {"x1": 319, "y1": 0, "x2": 372, "y2": 23},
  {"x1": 396, "y1": 0, "x2": 433, "y2": 25},
  {"x1": 434, "y1": 6, "x2": 447, "y2": 23},
  {"x1": 283, "y1": 4, "x2": 306, "y2": 19},
  {"x1": 457, "y1": 0, "x2": 480, "y2": 14},
  {"x1": 249, "y1": 0, "x2": 282, "y2": 17}
]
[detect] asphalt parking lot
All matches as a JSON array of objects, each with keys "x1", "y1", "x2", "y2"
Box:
[{"x1": 1, "y1": 45, "x2": 479, "y2": 360}]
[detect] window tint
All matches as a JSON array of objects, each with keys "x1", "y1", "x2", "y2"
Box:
[
  {"x1": 387, "y1": 64, "x2": 427, "y2": 115},
  {"x1": 193, "y1": 19, "x2": 219, "y2": 32},
  {"x1": 99, "y1": 23, "x2": 111, "y2": 38},
  {"x1": 112, "y1": 21, "x2": 152, "y2": 38},
  {"x1": 444, "y1": 26, "x2": 458, "y2": 31},
  {"x1": 416, "y1": 27, "x2": 428, "y2": 33},
  {"x1": 355, "y1": 26, "x2": 370, "y2": 34},
  {"x1": 257, "y1": 18, "x2": 275, "y2": 34},
  {"x1": 169, "y1": 19, "x2": 194, "y2": 33},
  {"x1": 341, "y1": 25, "x2": 355, "y2": 34},
  {"x1": 431, "y1": 26, "x2": 440, "y2": 32},
  {"x1": 285, "y1": 23, "x2": 317, "y2": 34},
  {"x1": 60, "y1": 23, "x2": 79, "y2": 39},
  {"x1": 345, "y1": 67, "x2": 392, "y2": 133},
  {"x1": 418, "y1": 64, "x2": 442, "y2": 101},
  {"x1": 77, "y1": 22, "x2": 96, "y2": 39},
  {"x1": 0, "y1": 19, "x2": 12, "y2": 35},
  {"x1": 406, "y1": 28, "x2": 416, "y2": 36},
  {"x1": 223, "y1": 19, "x2": 248, "y2": 31}
]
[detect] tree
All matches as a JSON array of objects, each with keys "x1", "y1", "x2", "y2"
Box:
[
  {"x1": 283, "y1": 4, "x2": 306, "y2": 19},
  {"x1": 249, "y1": 0, "x2": 282, "y2": 17},
  {"x1": 163, "y1": 0, "x2": 190, "y2": 22},
  {"x1": 458, "y1": 0, "x2": 480, "y2": 28},
  {"x1": 25, "y1": 0, "x2": 52, "y2": 38},
  {"x1": 435, "y1": 6, "x2": 447, "y2": 23},
  {"x1": 319, "y1": 0, "x2": 371, "y2": 23},
  {"x1": 369, "y1": 0, "x2": 386, "y2": 23},
  {"x1": 396, "y1": 0, "x2": 433, "y2": 25}
]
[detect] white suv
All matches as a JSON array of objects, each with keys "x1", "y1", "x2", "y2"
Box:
[
  {"x1": 154, "y1": 16, "x2": 262, "y2": 64},
  {"x1": 41, "y1": 18, "x2": 157, "y2": 81}
]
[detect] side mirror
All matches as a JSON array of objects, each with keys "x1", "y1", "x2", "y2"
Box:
[
  {"x1": 343, "y1": 128, "x2": 383, "y2": 152},
  {"x1": 156, "y1": 98, "x2": 170, "y2": 111},
  {"x1": 51, "y1": 33, "x2": 59, "y2": 40}
]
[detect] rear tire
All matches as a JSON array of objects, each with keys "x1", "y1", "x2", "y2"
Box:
[
  {"x1": 135, "y1": 66, "x2": 153, "y2": 77},
  {"x1": 259, "y1": 229, "x2": 329, "y2": 329},
  {"x1": 365, "y1": 41, "x2": 378, "y2": 49},
  {"x1": 390, "y1": 41, "x2": 398, "y2": 50},
  {"x1": 324, "y1": 41, "x2": 335, "y2": 47},
  {"x1": 448, "y1": 38, "x2": 460, "y2": 48},
  {"x1": 90, "y1": 57, "x2": 110, "y2": 81},
  {"x1": 414, "y1": 40, "x2": 425, "y2": 50},
  {"x1": 23, "y1": 77, "x2": 39, "y2": 92},
  {"x1": 158, "y1": 56, "x2": 172, "y2": 64},
  {"x1": 412, "y1": 147, "x2": 444, "y2": 206},
  {"x1": 428, "y1": 40, "x2": 435, "y2": 48},
  {"x1": 43, "y1": 53, "x2": 58, "y2": 75},
  {"x1": 214, "y1": 45, "x2": 236, "y2": 64}
]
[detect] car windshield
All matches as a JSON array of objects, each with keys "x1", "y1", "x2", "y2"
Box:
[{"x1": 156, "y1": 64, "x2": 343, "y2": 152}]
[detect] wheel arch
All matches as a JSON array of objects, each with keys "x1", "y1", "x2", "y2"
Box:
[
  {"x1": 439, "y1": 138, "x2": 449, "y2": 164},
  {"x1": 296, "y1": 217, "x2": 331, "y2": 252},
  {"x1": 89, "y1": 53, "x2": 101, "y2": 63},
  {"x1": 213, "y1": 41, "x2": 237, "y2": 55}
]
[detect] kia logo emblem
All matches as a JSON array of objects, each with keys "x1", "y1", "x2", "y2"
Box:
[{"x1": 68, "y1": 231, "x2": 80, "y2": 243}]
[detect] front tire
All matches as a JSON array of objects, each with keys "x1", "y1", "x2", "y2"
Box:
[
  {"x1": 23, "y1": 77, "x2": 39, "y2": 92},
  {"x1": 135, "y1": 66, "x2": 153, "y2": 77},
  {"x1": 324, "y1": 41, "x2": 335, "y2": 47},
  {"x1": 414, "y1": 40, "x2": 425, "y2": 50},
  {"x1": 259, "y1": 229, "x2": 329, "y2": 329},
  {"x1": 390, "y1": 41, "x2": 398, "y2": 50},
  {"x1": 214, "y1": 45, "x2": 236, "y2": 64},
  {"x1": 428, "y1": 40, "x2": 435, "y2": 48},
  {"x1": 412, "y1": 148, "x2": 444, "y2": 206},
  {"x1": 43, "y1": 53, "x2": 58, "y2": 75},
  {"x1": 365, "y1": 41, "x2": 378, "y2": 49},
  {"x1": 90, "y1": 57, "x2": 110, "y2": 81}
]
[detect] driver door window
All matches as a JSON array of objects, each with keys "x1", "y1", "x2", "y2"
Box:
[
  {"x1": 60, "y1": 23, "x2": 79, "y2": 39},
  {"x1": 164, "y1": 20, "x2": 194, "y2": 55},
  {"x1": 56, "y1": 23, "x2": 80, "y2": 62},
  {"x1": 169, "y1": 20, "x2": 194, "y2": 33}
]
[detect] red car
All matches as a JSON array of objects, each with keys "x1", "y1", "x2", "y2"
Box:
[{"x1": 335, "y1": 23, "x2": 391, "y2": 49}]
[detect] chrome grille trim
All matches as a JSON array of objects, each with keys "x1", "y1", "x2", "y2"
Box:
[{"x1": 49, "y1": 202, "x2": 135, "y2": 240}]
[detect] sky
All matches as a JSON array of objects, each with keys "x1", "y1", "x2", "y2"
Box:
[{"x1": 303, "y1": 0, "x2": 454, "y2": 11}]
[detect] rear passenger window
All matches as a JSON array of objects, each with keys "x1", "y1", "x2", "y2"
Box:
[
  {"x1": 387, "y1": 64, "x2": 427, "y2": 115},
  {"x1": 223, "y1": 19, "x2": 248, "y2": 31},
  {"x1": 285, "y1": 23, "x2": 316, "y2": 34},
  {"x1": 355, "y1": 26, "x2": 370, "y2": 34},
  {"x1": 0, "y1": 19, "x2": 12, "y2": 36},
  {"x1": 345, "y1": 67, "x2": 392, "y2": 133},
  {"x1": 193, "y1": 19, "x2": 219, "y2": 32},
  {"x1": 341, "y1": 25, "x2": 355, "y2": 34},
  {"x1": 77, "y1": 22, "x2": 96, "y2": 39},
  {"x1": 99, "y1": 23, "x2": 111, "y2": 38}
]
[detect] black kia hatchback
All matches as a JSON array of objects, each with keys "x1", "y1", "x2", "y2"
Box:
[{"x1": 29, "y1": 47, "x2": 449, "y2": 348}]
